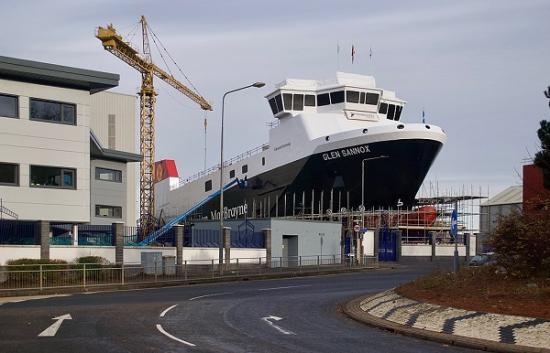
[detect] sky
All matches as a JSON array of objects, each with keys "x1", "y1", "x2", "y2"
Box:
[{"x1": 1, "y1": 0, "x2": 549, "y2": 198}]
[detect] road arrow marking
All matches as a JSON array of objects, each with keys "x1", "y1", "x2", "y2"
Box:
[
  {"x1": 262, "y1": 315, "x2": 296, "y2": 335},
  {"x1": 38, "y1": 314, "x2": 72, "y2": 337},
  {"x1": 156, "y1": 324, "x2": 196, "y2": 347}
]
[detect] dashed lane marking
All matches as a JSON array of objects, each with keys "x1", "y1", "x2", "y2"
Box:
[
  {"x1": 156, "y1": 324, "x2": 196, "y2": 347},
  {"x1": 160, "y1": 304, "x2": 178, "y2": 318}
]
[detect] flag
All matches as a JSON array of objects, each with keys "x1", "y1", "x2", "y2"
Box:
[
  {"x1": 351, "y1": 45, "x2": 356, "y2": 64},
  {"x1": 369, "y1": 47, "x2": 373, "y2": 60},
  {"x1": 337, "y1": 42, "x2": 340, "y2": 55},
  {"x1": 422, "y1": 109, "x2": 425, "y2": 123}
]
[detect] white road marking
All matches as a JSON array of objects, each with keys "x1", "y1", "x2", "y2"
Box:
[
  {"x1": 38, "y1": 314, "x2": 72, "y2": 337},
  {"x1": 159, "y1": 304, "x2": 178, "y2": 318},
  {"x1": 262, "y1": 315, "x2": 296, "y2": 335},
  {"x1": 0, "y1": 294, "x2": 71, "y2": 305},
  {"x1": 188, "y1": 292, "x2": 231, "y2": 301},
  {"x1": 156, "y1": 324, "x2": 196, "y2": 347},
  {"x1": 258, "y1": 285, "x2": 311, "y2": 291}
]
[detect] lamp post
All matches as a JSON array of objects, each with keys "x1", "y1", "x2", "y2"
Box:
[
  {"x1": 219, "y1": 82, "x2": 265, "y2": 267},
  {"x1": 361, "y1": 155, "x2": 389, "y2": 217}
]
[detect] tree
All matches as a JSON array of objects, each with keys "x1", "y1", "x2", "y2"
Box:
[{"x1": 534, "y1": 87, "x2": 550, "y2": 188}]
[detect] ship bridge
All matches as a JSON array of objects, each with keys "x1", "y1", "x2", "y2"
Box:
[{"x1": 265, "y1": 72, "x2": 406, "y2": 122}]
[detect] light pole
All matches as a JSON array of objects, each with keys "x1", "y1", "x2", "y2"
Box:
[
  {"x1": 219, "y1": 82, "x2": 265, "y2": 267},
  {"x1": 361, "y1": 155, "x2": 389, "y2": 212}
]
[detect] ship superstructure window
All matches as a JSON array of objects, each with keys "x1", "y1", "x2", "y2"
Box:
[
  {"x1": 30, "y1": 165, "x2": 76, "y2": 189},
  {"x1": 274, "y1": 95, "x2": 283, "y2": 112},
  {"x1": 360, "y1": 92, "x2": 366, "y2": 104},
  {"x1": 387, "y1": 104, "x2": 396, "y2": 120},
  {"x1": 317, "y1": 93, "x2": 330, "y2": 106},
  {"x1": 95, "y1": 167, "x2": 122, "y2": 183},
  {"x1": 205, "y1": 180, "x2": 212, "y2": 192},
  {"x1": 262, "y1": 157, "x2": 266, "y2": 166},
  {"x1": 379, "y1": 102, "x2": 388, "y2": 114},
  {"x1": 330, "y1": 90, "x2": 345, "y2": 104},
  {"x1": 283, "y1": 93, "x2": 292, "y2": 110},
  {"x1": 30, "y1": 98, "x2": 76, "y2": 125},
  {"x1": 229, "y1": 170, "x2": 235, "y2": 178},
  {"x1": 346, "y1": 90, "x2": 360, "y2": 103},
  {"x1": 365, "y1": 93, "x2": 379, "y2": 105},
  {"x1": 268, "y1": 98, "x2": 278, "y2": 114},
  {"x1": 304, "y1": 94, "x2": 315, "y2": 106},
  {"x1": 95, "y1": 205, "x2": 122, "y2": 218},
  {"x1": 0, "y1": 94, "x2": 18, "y2": 118},
  {"x1": 242, "y1": 164, "x2": 248, "y2": 174},
  {"x1": 395, "y1": 106, "x2": 403, "y2": 121},
  {"x1": 0, "y1": 162, "x2": 18, "y2": 186},
  {"x1": 292, "y1": 94, "x2": 304, "y2": 111}
]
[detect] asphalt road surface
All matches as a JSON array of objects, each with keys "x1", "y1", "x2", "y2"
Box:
[{"x1": 0, "y1": 263, "x2": 479, "y2": 353}]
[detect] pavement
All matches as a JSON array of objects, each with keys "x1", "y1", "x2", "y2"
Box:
[
  {"x1": 0, "y1": 262, "x2": 481, "y2": 353},
  {"x1": 344, "y1": 290, "x2": 550, "y2": 353}
]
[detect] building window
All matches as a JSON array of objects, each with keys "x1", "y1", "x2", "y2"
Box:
[
  {"x1": 229, "y1": 170, "x2": 235, "y2": 178},
  {"x1": 30, "y1": 165, "x2": 76, "y2": 189},
  {"x1": 95, "y1": 167, "x2": 122, "y2": 183},
  {"x1": 108, "y1": 114, "x2": 116, "y2": 148},
  {"x1": 304, "y1": 94, "x2": 315, "y2": 106},
  {"x1": 0, "y1": 94, "x2": 18, "y2": 118},
  {"x1": 242, "y1": 164, "x2": 248, "y2": 174},
  {"x1": 262, "y1": 157, "x2": 266, "y2": 166},
  {"x1": 205, "y1": 179, "x2": 212, "y2": 192},
  {"x1": 0, "y1": 163, "x2": 18, "y2": 186},
  {"x1": 95, "y1": 205, "x2": 122, "y2": 218},
  {"x1": 30, "y1": 98, "x2": 76, "y2": 125}
]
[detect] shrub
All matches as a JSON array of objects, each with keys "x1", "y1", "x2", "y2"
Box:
[
  {"x1": 75, "y1": 256, "x2": 109, "y2": 265},
  {"x1": 489, "y1": 203, "x2": 550, "y2": 278}
]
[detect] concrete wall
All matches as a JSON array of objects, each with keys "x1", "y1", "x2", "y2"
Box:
[
  {"x1": 0, "y1": 79, "x2": 91, "y2": 222},
  {"x1": 90, "y1": 159, "x2": 129, "y2": 225}
]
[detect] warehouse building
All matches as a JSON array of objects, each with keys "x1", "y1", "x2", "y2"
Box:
[{"x1": 0, "y1": 56, "x2": 140, "y2": 225}]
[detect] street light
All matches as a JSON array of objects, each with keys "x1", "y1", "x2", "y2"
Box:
[{"x1": 219, "y1": 82, "x2": 265, "y2": 267}]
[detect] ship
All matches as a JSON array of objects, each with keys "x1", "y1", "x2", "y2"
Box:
[{"x1": 154, "y1": 72, "x2": 447, "y2": 221}]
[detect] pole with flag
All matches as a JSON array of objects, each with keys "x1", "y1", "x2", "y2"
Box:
[
  {"x1": 337, "y1": 41, "x2": 340, "y2": 70},
  {"x1": 369, "y1": 47, "x2": 373, "y2": 61},
  {"x1": 422, "y1": 109, "x2": 425, "y2": 123},
  {"x1": 351, "y1": 45, "x2": 356, "y2": 64}
]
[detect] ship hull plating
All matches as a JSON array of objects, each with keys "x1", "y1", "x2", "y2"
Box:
[{"x1": 192, "y1": 138, "x2": 443, "y2": 220}]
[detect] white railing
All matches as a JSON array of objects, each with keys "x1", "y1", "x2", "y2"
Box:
[{"x1": 178, "y1": 143, "x2": 269, "y2": 186}]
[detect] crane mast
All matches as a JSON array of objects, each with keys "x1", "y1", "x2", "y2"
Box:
[{"x1": 96, "y1": 17, "x2": 211, "y2": 238}]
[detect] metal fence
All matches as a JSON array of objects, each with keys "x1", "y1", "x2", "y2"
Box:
[
  {"x1": 0, "y1": 255, "x2": 378, "y2": 292},
  {"x1": 0, "y1": 220, "x2": 36, "y2": 245}
]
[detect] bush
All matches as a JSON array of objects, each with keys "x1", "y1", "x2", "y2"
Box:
[
  {"x1": 6, "y1": 258, "x2": 68, "y2": 271},
  {"x1": 489, "y1": 203, "x2": 550, "y2": 278},
  {"x1": 75, "y1": 256, "x2": 109, "y2": 265}
]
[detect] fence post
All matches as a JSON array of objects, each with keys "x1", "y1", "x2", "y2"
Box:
[
  {"x1": 211, "y1": 259, "x2": 215, "y2": 278},
  {"x1": 465, "y1": 233, "x2": 471, "y2": 263},
  {"x1": 112, "y1": 222, "x2": 124, "y2": 265},
  {"x1": 121, "y1": 264, "x2": 125, "y2": 285},
  {"x1": 174, "y1": 225, "x2": 184, "y2": 273},
  {"x1": 396, "y1": 230, "x2": 402, "y2": 262},
  {"x1": 431, "y1": 233, "x2": 436, "y2": 261},
  {"x1": 333, "y1": 254, "x2": 336, "y2": 265},
  {"x1": 154, "y1": 261, "x2": 158, "y2": 282},
  {"x1": 236, "y1": 258, "x2": 240, "y2": 276},
  {"x1": 83, "y1": 263, "x2": 86, "y2": 288},
  {"x1": 39, "y1": 264, "x2": 43, "y2": 291}
]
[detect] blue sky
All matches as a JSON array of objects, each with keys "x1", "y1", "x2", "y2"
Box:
[{"x1": 1, "y1": 0, "x2": 549, "y2": 197}]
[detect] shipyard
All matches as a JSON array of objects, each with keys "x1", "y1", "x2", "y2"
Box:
[{"x1": 0, "y1": 1, "x2": 549, "y2": 353}]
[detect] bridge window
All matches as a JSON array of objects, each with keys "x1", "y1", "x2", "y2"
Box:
[
  {"x1": 346, "y1": 90, "x2": 360, "y2": 103},
  {"x1": 229, "y1": 170, "x2": 235, "y2": 178},
  {"x1": 268, "y1": 98, "x2": 278, "y2": 115},
  {"x1": 379, "y1": 102, "x2": 388, "y2": 114},
  {"x1": 205, "y1": 180, "x2": 212, "y2": 192},
  {"x1": 262, "y1": 157, "x2": 266, "y2": 166},
  {"x1": 283, "y1": 93, "x2": 292, "y2": 110},
  {"x1": 242, "y1": 164, "x2": 248, "y2": 174},
  {"x1": 330, "y1": 90, "x2": 344, "y2": 104},
  {"x1": 292, "y1": 94, "x2": 304, "y2": 111},
  {"x1": 365, "y1": 93, "x2": 379, "y2": 105},
  {"x1": 387, "y1": 104, "x2": 396, "y2": 120},
  {"x1": 304, "y1": 94, "x2": 315, "y2": 106},
  {"x1": 274, "y1": 95, "x2": 283, "y2": 112},
  {"x1": 317, "y1": 93, "x2": 330, "y2": 106},
  {"x1": 360, "y1": 92, "x2": 366, "y2": 104},
  {"x1": 395, "y1": 106, "x2": 403, "y2": 121}
]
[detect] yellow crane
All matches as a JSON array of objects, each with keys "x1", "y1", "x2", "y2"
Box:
[{"x1": 96, "y1": 16, "x2": 212, "y2": 237}]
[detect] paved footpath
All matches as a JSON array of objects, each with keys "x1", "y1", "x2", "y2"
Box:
[{"x1": 345, "y1": 290, "x2": 550, "y2": 353}]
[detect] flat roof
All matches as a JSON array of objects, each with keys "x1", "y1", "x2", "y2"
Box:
[
  {"x1": 0, "y1": 56, "x2": 119, "y2": 93},
  {"x1": 481, "y1": 185, "x2": 523, "y2": 206},
  {"x1": 90, "y1": 131, "x2": 141, "y2": 163}
]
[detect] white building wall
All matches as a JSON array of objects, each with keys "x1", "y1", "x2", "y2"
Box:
[
  {"x1": 90, "y1": 159, "x2": 129, "y2": 225},
  {"x1": 0, "y1": 79, "x2": 91, "y2": 222},
  {"x1": 89, "y1": 91, "x2": 137, "y2": 226}
]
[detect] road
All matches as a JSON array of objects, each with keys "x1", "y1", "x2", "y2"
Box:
[{"x1": 0, "y1": 263, "x2": 479, "y2": 353}]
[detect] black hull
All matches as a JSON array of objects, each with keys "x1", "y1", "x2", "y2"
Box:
[{"x1": 192, "y1": 138, "x2": 443, "y2": 220}]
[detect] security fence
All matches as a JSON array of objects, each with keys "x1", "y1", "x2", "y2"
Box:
[{"x1": 0, "y1": 255, "x2": 378, "y2": 292}]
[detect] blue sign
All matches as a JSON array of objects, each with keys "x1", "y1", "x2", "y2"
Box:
[{"x1": 450, "y1": 209, "x2": 458, "y2": 238}]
